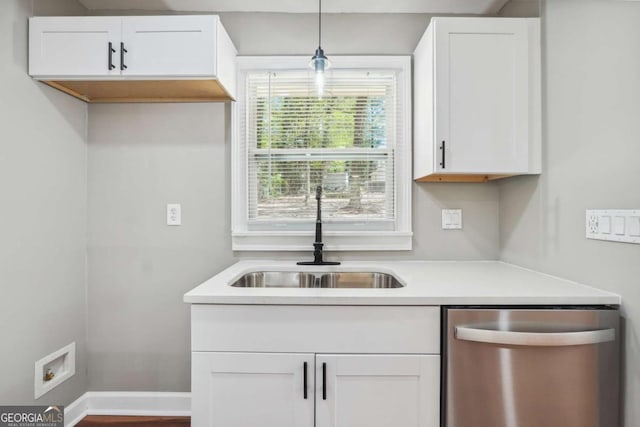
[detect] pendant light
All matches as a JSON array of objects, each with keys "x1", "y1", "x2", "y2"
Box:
[{"x1": 310, "y1": 0, "x2": 329, "y2": 96}]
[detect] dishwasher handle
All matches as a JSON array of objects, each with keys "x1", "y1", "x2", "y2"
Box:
[{"x1": 455, "y1": 326, "x2": 615, "y2": 347}]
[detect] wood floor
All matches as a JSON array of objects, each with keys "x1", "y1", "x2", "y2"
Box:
[{"x1": 76, "y1": 416, "x2": 190, "y2": 427}]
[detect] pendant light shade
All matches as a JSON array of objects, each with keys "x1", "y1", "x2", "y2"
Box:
[{"x1": 311, "y1": 47, "x2": 329, "y2": 74}]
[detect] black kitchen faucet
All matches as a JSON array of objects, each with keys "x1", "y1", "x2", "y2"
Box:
[{"x1": 297, "y1": 185, "x2": 341, "y2": 266}]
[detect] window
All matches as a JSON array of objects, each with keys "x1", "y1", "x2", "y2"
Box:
[{"x1": 232, "y1": 56, "x2": 412, "y2": 251}]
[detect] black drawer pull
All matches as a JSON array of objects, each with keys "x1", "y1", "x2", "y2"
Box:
[
  {"x1": 440, "y1": 140, "x2": 446, "y2": 169},
  {"x1": 303, "y1": 362, "x2": 308, "y2": 399},
  {"x1": 120, "y1": 42, "x2": 128, "y2": 70},
  {"x1": 108, "y1": 42, "x2": 116, "y2": 70},
  {"x1": 322, "y1": 362, "x2": 327, "y2": 400}
]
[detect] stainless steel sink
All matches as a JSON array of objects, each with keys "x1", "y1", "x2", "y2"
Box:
[
  {"x1": 231, "y1": 271, "x2": 316, "y2": 288},
  {"x1": 319, "y1": 272, "x2": 402, "y2": 288},
  {"x1": 230, "y1": 271, "x2": 403, "y2": 289}
]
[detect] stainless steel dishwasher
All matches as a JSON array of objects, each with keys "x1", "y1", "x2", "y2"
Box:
[{"x1": 443, "y1": 306, "x2": 620, "y2": 427}]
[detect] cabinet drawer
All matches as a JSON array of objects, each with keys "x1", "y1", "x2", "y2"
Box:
[{"x1": 192, "y1": 305, "x2": 440, "y2": 354}]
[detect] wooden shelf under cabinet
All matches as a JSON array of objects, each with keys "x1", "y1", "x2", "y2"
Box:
[
  {"x1": 42, "y1": 79, "x2": 233, "y2": 103},
  {"x1": 415, "y1": 174, "x2": 512, "y2": 183}
]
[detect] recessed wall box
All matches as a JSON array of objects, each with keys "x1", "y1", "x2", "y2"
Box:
[{"x1": 34, "y1": 342, "x2": 76, "y2": 399}]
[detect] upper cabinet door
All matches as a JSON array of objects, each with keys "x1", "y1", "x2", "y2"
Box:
[
  {"x1": 121, "y1": 16, "x2": 216, "y2": 76},
  {"x1": 435, "y1": 18, "x2": 530, "y2": 174},
  {"x1": 29, "y1": 17, "x2": 121, "y2": 77},
  {"x1": 316, "y1": 354, "x2": 440, "y2": 427}
]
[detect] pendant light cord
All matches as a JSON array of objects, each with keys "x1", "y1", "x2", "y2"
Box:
[{"x1": 318, "y1": 0, "x2": 322, "y2": 48}]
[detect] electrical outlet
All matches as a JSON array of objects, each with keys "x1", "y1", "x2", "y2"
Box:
[
  {"x1": 586, "y1": 209, "x2": 640, "y2": 244},
  {"x1": 587, "y1": 214, "x2": 599, "y2": 233},
  {"x1": 167, "y1": 204, "x2": 181, "y2": 226}
]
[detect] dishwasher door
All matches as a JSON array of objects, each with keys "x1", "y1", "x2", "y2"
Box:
[{"x1": 443, "y1": 307, "x2": 619, "y2": 427}]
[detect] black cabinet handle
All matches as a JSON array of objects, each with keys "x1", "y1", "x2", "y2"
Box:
[
  {"x1": 108, "y1": 42, "x2": 116, "y2": 70},
  {"x1": 322, "y1": 362, "x2": 327, "y2": 400},
  {"x1": 120, "y1": 42, "x2": 128, "y2": 70},
  {"x1": 440, "y1": 140, "x2": 446, "y2": 169},
  {"x1": 303, "y1": 362, "x2": 308, "y2": 399}
]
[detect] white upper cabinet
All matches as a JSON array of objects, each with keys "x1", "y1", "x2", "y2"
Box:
[
  {"x1": 28, "y1": 15, "x2": 237, "y2": 102},
  {"x1": 413, "y1": 18, "x2": 541, "y2": 182}
]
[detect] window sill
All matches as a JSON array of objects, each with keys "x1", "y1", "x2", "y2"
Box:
[{"x1": 232, "y1": 231, "x2": 413, "y2": 251}]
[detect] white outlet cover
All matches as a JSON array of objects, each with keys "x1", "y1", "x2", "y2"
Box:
[{"x1": 167, "y1": 204, "x2": 181, "y2": 226}]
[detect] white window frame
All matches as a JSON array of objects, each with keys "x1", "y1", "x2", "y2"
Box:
[{"x1": 231, "y1": 56, "x2": 412, "y2": 251}]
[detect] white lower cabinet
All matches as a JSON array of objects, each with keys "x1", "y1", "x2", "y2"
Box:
[
  {"x1": 190, "y1": 305, "x2": 441, "y2": 427},
  {"x1": 192, "y1": 352, "x2": 439, "y2": 427}
]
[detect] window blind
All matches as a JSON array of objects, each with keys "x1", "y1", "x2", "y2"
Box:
[{"x1": 243, "y1": 69, "x2": 400, "y2": 231}]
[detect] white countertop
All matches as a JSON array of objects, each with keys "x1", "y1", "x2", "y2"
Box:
[{"x1": 183, "y1": 260, "x2": 620, "y2": 306}]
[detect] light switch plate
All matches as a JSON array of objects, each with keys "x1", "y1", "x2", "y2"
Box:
[
  {"x1": 586, "y1": 209, "x2": 640, "y2": 244},
  {"x1": 629, "y1": 216, "x2": 640, "y2": 237},
  {"x1": 442, "y1": 209, "x2": 462, "y2": 230},
  {"x1": 613, "y1": 216, "x2": 626, "y2": 235}
]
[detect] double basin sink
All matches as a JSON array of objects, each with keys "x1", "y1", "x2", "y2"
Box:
[{"x1": 231, "y1": 271, "x2": 404, "y2": 289}]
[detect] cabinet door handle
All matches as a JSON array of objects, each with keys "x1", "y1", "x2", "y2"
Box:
[
  {"x1": 120, "y1": 42, "x2": 128, "y2": 70},
  {"x1": 303, "y1": 361, "x2": 308, "y2": 399},
  {"x1": 440, "y1": 141, "x2": 446, "y2": 169},
  {"x1": 108, "y1": 42, "x2": 116, "y2": 70},
  {"x1": 322, "y1": 362, "x2": 327, "y2": 400}
]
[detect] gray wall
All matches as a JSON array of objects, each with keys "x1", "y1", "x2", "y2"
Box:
[
  {"x1": 87, "y1": 103, "x2": 234, "y2": 390},
  {"x1": 498, "y1": 0, "x2": 539, "y2": 17},
  {"x1": 0, "y1": 0, "x2": 88, "y2": 405},
  {"x1": 218, "y1": 12, "x2": 432, "y2": 55},
  {"x1": 498, "y1": 1, "x2": 640, "y2": 425},
  {"x1": 86, "y1": 13, "x2": 502, "y2": 391}
]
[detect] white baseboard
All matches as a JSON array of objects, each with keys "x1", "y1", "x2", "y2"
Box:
[
  {"x1": 65, "y1": 392, "x2": 191, "y2": 426},
  {"x1": 64, "y1": 393, "x2": 89, "y2": 427}
]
